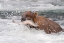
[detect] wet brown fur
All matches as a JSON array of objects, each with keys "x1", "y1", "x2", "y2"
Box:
[{"x1": 21, "y1": 11, "x2": 63, "y2": 34}]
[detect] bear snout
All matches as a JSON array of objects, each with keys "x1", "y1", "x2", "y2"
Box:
[{"x1": 21, "y1": 18, "x2": 26, "y2": 22}]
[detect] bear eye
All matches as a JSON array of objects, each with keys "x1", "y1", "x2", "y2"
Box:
[{"x1": 26, "y1": 15, "x2": 29, "y2": 17}]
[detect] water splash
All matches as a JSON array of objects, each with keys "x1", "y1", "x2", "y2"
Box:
[
  {"x1": 0, "y1": 0, "x2": 64, "y2": 11},
  {"x1": 0, "y1": 18, "x2": 64, "y2": 43}
]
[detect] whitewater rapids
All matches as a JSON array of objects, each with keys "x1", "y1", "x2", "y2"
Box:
[
  {"x1": 0, "y1": 0, "x2": 64, "y2": 43},
  {"x1": 0, "y1": 18, "x2": 64, "y2": 43}
]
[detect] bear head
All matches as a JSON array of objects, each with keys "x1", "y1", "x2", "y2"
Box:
[{"x1": 21, "y1": 11, "x2": 38, "y2": 21}]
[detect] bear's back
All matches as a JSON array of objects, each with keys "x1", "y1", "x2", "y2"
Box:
[{"x1": 33, "y1": 16, "x2": 62, "y2": 34}]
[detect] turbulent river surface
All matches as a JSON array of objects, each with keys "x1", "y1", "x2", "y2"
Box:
[
  {"x1": 0, "y1": 0, "x2": 64, "y2": 43},
  {"x1": 0, "y1": 10, "x2": 64, "y2": 43}
]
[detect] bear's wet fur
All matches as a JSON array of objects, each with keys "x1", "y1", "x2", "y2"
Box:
[{"x1": 21, "y1": 11, "x2": 63, "y2": 34}]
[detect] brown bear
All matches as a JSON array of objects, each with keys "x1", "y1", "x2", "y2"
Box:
[{"x1": 21, "y1": 11, "x2": 63, "y2": 34}]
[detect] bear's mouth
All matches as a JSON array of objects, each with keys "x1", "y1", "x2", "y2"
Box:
[
  {"x1": 26, "y1": 17, "x2": 32, "y2": 20},
  {"x1": 21, "y1": 17, "x2": 32, "y2": 22}
]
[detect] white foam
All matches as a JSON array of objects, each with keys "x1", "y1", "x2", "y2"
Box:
[
  {"x1": 0, "y1": 0, "x2": 64, "y2": 11},
  {"x1": 0, "y1": 19, "x2": 64, "y2": 43}
]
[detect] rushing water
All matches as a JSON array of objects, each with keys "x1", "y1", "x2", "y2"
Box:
[
  {"x1": 0, "y1": 10, "x2": 64, "y2": 43},
  {"x1": 0, "y1": 0, "x2": 64, "y2": 11},
  {"x1": 0, "y1": 0, "x2": 64, "y2": 43}
]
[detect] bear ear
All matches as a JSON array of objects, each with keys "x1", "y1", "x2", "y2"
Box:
[{"x1": 34, "y1": 12, "x2": 38, "y2": 17}]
